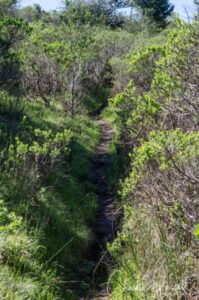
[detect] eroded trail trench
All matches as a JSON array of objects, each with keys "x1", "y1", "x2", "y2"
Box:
[{"x1": 84, "y1": 119, "x2": 119, "y2": 300}]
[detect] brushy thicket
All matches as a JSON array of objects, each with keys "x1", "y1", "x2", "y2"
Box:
[
  {"x1": 0, "y1": 96, "x2": 101, "y2": 299},
  {"x1": 0, "y1": 6, "x2": 104, "y2": 298},
  {"x1": 0, "y1": 0, "x2": 199, "y2": 299},
  {"x1": 0, "y1": 1, "x2": 137, "y2": 298},
  {"x1": 108, "y1": 20, "x2": 199, "y2": 299}
]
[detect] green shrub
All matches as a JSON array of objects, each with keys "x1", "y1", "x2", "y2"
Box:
[{"x1": 108, "y1": 20, "x2": 199, "y2": 300}]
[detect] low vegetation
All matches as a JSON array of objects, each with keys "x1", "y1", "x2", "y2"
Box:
[
  {"x1": 0, "y1": 0, "x2": 198, "y2": 299},
  {"x1": 108, "y1": 17, "x2": 199, "y2": 300}
]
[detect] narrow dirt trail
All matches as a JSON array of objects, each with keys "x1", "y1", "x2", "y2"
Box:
[
  {"x1": 93, "y1": 120, "x2": 117, "y2": 245},
  {"x1": 85, "y1": 119, "x2": 119, "y2": 300}
]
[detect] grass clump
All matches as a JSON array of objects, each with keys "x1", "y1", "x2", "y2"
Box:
[{"x1": 0, "y1": 98, "x2": 100, "y2": 299}]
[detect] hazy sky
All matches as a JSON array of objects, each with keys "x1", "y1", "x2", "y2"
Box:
[{"x1": 20, "y1": 0, "x2": 195, "y2": 19}]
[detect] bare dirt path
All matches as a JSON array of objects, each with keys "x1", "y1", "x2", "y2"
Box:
[
  {"x1": 85, "y1": 119, "x2": 119, "y2": 300},
  {"x1": 94, "y1": 120, "x2": 117, "y2": 246}
]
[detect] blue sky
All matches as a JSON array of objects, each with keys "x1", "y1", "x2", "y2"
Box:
[{"x1": 20, "y1": 0, "x2": 195, "y2": 19}]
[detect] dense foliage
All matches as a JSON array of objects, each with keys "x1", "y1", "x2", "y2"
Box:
[
  {"x1": 108, "y1": 18, "x2": 199, "y2": 300},
  {"x1": 0, "y1": 0, "x2": 198, "y2": 299},
  {"x1": 133, "y1": 0, "x2": 174, "y2": 28}
]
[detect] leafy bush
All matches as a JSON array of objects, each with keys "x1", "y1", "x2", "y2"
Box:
[
  {"x1": 108, "y1": 20, "x2": 199, "y2": 300},
  {"x1": 110, "y1": 20, "x2": 199, "y2": 143}
]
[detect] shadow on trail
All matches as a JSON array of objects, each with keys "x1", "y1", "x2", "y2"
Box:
[{"x1": 83, "y1": 119, "x2": 121, "y2": 300}]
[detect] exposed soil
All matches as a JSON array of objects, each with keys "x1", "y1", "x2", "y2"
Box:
[{"x1": 83, "y1": 119, "x2": 119, "y2": 300}]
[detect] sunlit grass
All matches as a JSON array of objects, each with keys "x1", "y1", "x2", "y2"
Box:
[{"x1": 0, "y1": 99, "x2": 101, "y2": 299}]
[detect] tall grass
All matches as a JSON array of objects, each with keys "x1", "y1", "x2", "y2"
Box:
[
  {"x1": 0, "y1": 97, "x2": 100, "y2": 299},
  {"x1": 108, "y1": 206, "x2": 198, "y2": 300}
]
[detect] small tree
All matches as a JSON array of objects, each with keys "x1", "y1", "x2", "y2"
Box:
[
  {"x1": 195, "y1": 0, "x2": 199, "y2": 20},
  {"x1": 63, "y1": 0, "x2": 131, "y2": 27},
  {"x1": 0, "y1": 2, "x2": 30, "y2": 92},
  {"x1": 133, "y1": 0, "x2": 174, "y2": 28},
  {"x1": 0, "y1": 0, "x2": 18, "y2": 16},
  {"x1": 18, "y1": 4, "x2": 44, "y2": 23}
]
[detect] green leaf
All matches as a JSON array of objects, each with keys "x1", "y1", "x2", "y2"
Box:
[{"x1": 194, "y1": 224, "x2": 199, "y2": 239}]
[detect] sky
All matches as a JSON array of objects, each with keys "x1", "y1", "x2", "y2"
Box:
[{"x1": 20, "y1": 0, "x2": 196, "y2": 19}]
